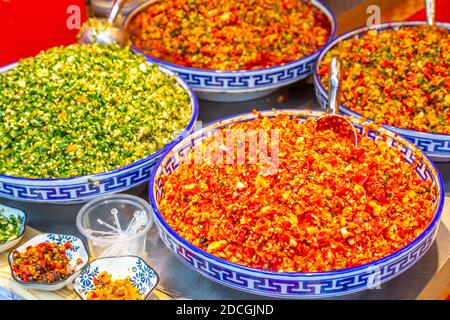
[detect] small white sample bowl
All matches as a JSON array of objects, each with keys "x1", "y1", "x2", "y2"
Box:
[
  {"x1": 0, "y1": 204, "x2": 26, "y2": 254},
  {"x1": 8, "y1": 233, "x2": 89, "y2": 291},
  {"x1": 76, "y1": 194, "x2": 154, "y2": 259},
  {"x1": 73, "y1": 256, "x2": 159, "y2": 300}
]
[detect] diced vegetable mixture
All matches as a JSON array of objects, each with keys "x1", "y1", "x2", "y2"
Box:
[
  {"x1": 0, "y1": 43, "x2": 192, "y2": 178},
  {"x1": 87, "y1": 271, "x2": 142, "y2": 300},
  {"x1": 127, "y1": 0, "x2": 332, "y2": 70},
  {"x1": 11, "y1": 241, "x2": 83, "y2": 283},
  {"x1": 318, "y1": 26, "x2": 450, "y2": 134},
  {"x1": 159, "y1": 113, "x2": 436, "y2": 272},
  {"x1": 0, "y1": 210, "x2": 23, "y2": 245}
]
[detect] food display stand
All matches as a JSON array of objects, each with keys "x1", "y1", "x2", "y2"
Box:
[
  {"x1": 1, "y1": 82, "x2": 449, "y2": 300},
  {"x1": 0, "y1": 0, "x2": 449, "y2": 300}
]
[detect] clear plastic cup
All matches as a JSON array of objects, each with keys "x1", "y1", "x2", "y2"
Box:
[{"x1": 76, "y1": 194, "x2": 154, "y2": 259}]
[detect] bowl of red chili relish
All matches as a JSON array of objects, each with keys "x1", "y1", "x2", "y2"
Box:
[
  {"x1": 0, "y1": 45, "x2": 198, "y2": 204},
  {"x1": 148, "y1": 109, "x2": 444, "y2": 298},
  {"x1": 8, "y1": 233, "x2": 89, "y2": 291},
  {"x1": 123, "y1": 0, "x2": 336, "y2": 102},
  {"x1": 314, "y1": 21, "x2": 450, "y2": 162}
]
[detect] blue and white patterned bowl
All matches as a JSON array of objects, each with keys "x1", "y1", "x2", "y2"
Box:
[
  {"x1": 0, "y1": 62, "x2": 198, "y2": 203},
  {"x1": 313, "y1": 21, "x2": 450, "y2": 162},
  {"x1": 123, "y1": 0, "x2": 336, "y2": 102},
  {"x1": 0, "y1": 285, "x2": 22, "y2": 300},
  {"x1": 0, "y1": 204, "x2": 26, "y2": 254},
  {"x1": 8, "y1": 233, "x2": 89, "y2": 291},
  {"x1": 73, "y1": 256, "x2": 159, "y2": 300},
  {"x1": 148, "y1": 109, "x2": 445, "y2": 298}
]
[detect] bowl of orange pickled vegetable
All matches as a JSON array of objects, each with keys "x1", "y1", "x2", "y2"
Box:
[
  {"x1": 73, "y1": 256, "x2": 159, "y2": 300},
  {"x1": 124, "y1": 0, "x2": 336, "y2": 102},
  {"x1": 148, "y1": 109, "x2": 444, "y2": 298},
  {"x1": 314, "y1": 21, "x2": 450, "y2": 161}
]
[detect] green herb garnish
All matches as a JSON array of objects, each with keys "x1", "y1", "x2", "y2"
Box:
[{"x1": 0, "y1": 43, "x2": 191, "y2": 178}]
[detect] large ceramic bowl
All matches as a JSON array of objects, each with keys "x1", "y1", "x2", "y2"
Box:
[
  {"x1": 313, "y1": 21, "x2": 450, "y2": 162},
  {"x1": 148, "y1": 110, "x2": 444, "y2": 299},
  {"x1": 123, "y1": 0, "x2": 336, "y2": 102},
  {"x1": 0, "y1": 63, "x2": 198, "y2": 203}
]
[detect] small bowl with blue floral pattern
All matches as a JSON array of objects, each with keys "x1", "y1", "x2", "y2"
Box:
[
  {"x1": 73, "y1": 256, "x2": 159, "y2": 300},
  {"x1": 8, "y1": 233, "x2": 89, "y2": 291}
]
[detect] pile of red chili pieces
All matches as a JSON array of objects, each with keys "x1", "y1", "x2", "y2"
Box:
[
  {"x1": 11, "y1": 241, "x2": 80, "y2": 283},
  {"x1": 127, "y1": 0, "x2": 331, "y2": 70},
  {"x1": 318, "y1": 25, "x2": 450, "y2": 134},
  {"x1": 159, "y1": 113, "x2": 435, "y2": 272}
]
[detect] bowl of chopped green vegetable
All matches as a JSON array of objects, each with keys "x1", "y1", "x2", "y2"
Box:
[
  {"x1": 0, "y1": 43, "x2": 198, "y2": 203},
  {"x1": 0, "y1": 204, "x2": 26, "y2": 254},
  {"x1": 8, "y1": 233, "x2": 89, "y2": 291}
]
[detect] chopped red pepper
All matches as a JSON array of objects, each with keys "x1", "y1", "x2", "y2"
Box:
[
  {"x1": 11, "y1": 241, "x2": 79, "y2": 283},
  {"x1": 159, "y1": 113, "x2": 435, "y2": 272},
  {"x1": 127, "y1": 0, "x2": 332, "y2": 71}
]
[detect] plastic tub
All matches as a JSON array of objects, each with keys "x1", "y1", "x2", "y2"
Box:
[{"x1": 76, "y1": 194, "x2": 153, "y2": 258}]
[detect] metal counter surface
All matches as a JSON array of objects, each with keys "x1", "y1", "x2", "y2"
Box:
[{"x1": 1, "y1": 79, "x2": 449, "y2": 300}]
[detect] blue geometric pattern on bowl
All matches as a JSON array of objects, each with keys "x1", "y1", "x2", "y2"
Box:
[
  {"x1": 8, "y1": 233, "x2": 89, "y2": 291},
  {"x1": 148, "y1": 110, "x2": 445, "y2": 298},
  {"x1": 124, "y1": 0, "x2": 337, "y2": 95},
  {"x1": 73, "y1": 256, "x2": 159, "y2": 300},
  {"x1": 313, "y1": 21, "x2": 450, "y2": 161},
  {"x1": 0, "y1": 63, "x2": 198, "y2": 203}
]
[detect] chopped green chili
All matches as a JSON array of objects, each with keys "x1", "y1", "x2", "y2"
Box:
[
  {"x1": 0, "y1": 210, "x2": 23, "y2": 245},
  {"x1": 0, "y1": 44, "x2": 191, "y2": 178}
]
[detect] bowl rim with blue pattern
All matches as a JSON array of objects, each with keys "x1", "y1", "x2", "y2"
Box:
[
  {"x1": 7, "y1": 233, "x2": 89, "y2": 290},
  {"x1": 0, "y1": 61, "x2": 199, "y2": 203},
  {"x1": 72, "y1": 255, "x2": 159, "y2": 300},
  {"x1": 0, "y1": 203, "x2": 27, "y2": 254},
  {"x1": 148, "y1": 109, "x2": 445, "y2": 298},
  {"x1": 313, "y1": 21, "x2": 450, "y2": 161},
  {"x1": 123, "y1": 0, "x2": 337, "y2": 98}
]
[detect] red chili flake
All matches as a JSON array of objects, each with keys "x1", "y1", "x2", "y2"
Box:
[{"x1": 159, "y1": 113, "x2": 436, "y2": 272}]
